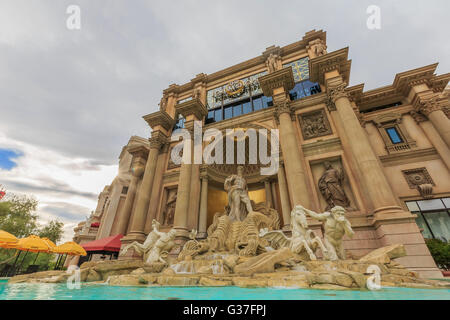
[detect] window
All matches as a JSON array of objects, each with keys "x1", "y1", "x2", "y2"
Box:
[
  {"x1": 373, "y1": 114, "x2": 416, "y2": 153},
  {"x1": 121, "y1": 187, "x2": 128, "y2": 195},
  {"x1": 289, "y1": 80, "x2": 321, "y2": 101},
  {"x1": 406, "y1": 197, "x2": 450, "y2": 242},
  {"x1": 386, "y1": 127, "x2": 403, "y2": 144}
]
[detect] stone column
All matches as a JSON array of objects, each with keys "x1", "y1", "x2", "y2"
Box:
[
  {"x1": 198, "y1": 171, "x2": 209, "y2": 238},
  {"x1": 258, "y1": 67, "x2": 310, "y2": 209},
  {"x1": 173, "y1": 98, "x2": 208, "y2": 240},
  {"x1": 411, "y1": 111, "x2": 450, "y2": 171},
  {"x1": 276, "y1": 101, "x2": 311, "y2": 209},
  {"x1": 173, "y1": 124, "x2": 193, "y2": 238},
  {"x1": 327, "y1": 77, "x2": 403, "y2": 217},
  {"x1": 271, "y1": 182, "x2": 279, "y2": 212},
  {"x1": 126, "y1": 131, "x2": 165, "y2": 241},
  {"x1": 277, "y1": 162, "x2": 291, "y2": 229},
  {"x1": 263, "y1": 179, "x2": 273, "y2": 208},
  {"x1": 112, "y1": 147, "x2": 147, "y2": 236}
]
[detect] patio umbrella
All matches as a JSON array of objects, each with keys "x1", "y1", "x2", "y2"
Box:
[
  {"x1": 0, "y1": 230, "x2": 18, "y2": 247},
  {"x1": 53, "y1": 241, "x2": 86, "y2": 270},
  {"x1": 15, "y1": 235, "x2": 51, "y2": 274},
  {"x1": 31, "y1": 237, "x2": 56, "y2": 264}
]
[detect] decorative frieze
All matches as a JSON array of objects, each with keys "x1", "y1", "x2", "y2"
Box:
[{"x1": 297, "y1": 109, "x2": 332, "y2": 140}]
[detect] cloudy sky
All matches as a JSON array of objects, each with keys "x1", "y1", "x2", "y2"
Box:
[{"x1": 0, "y1": 0, "x2": 449, "y2": 242}]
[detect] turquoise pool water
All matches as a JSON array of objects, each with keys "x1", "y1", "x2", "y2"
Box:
[{"x1": 0, "y1": 281, "x2": 449, "y2": 300}]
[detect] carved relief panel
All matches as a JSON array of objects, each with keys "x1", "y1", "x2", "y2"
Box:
[{"x1": 298, "y1": 109, "x2": 332, "y2": 140}]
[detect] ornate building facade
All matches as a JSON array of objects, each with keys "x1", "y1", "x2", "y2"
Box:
[{"x1": 73, "y1": 30, "x2": 450, "y2": 278}]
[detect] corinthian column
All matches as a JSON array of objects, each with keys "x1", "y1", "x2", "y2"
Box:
[
  {"x1": 127, "y1": 131, "x2": 166, "y2": 240},
  {"x1": 258, "y1": 67, "x2": 311, "y2": 209},
  {"x1": 327, "y1": 77, "x2": 402, "y2": 217},
  {"x1": 277, "y1": 161, "x2": 291, "y2": 229},
  {"x1": 111, "y1": 146, "x2": 147, "y2": 236}
]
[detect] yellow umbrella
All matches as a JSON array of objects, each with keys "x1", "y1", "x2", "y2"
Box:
[
  {"x1": 16, "y1": 235, "x2": 50, "y2": 253},
  {"x1": 53, "y1": 241, "x2": 87, "y2": 256},
  {"x1": 0, "y1": 230, "x2": 18, "y2": 248},
  {"x1": 41, "y1": 238, "x2": 56, "y2": 251},
  {"x1": 53, "y1": 241, "x2": 86, "y2": 270}
]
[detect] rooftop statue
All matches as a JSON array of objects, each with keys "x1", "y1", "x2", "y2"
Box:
[{"x1": 301, "y1": 205, "x2": 354, "y2": 260}]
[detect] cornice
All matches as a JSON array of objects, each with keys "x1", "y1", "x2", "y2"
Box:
[
  {"x1": 175, "y1": 98, "x2": 208, "y2": 120},
  {"x1": 161, "y1": 29, "x2": 327, "y2": 97},
  {"x1": 309, "y1": 47, "x2": 351, "y2": 85},
  {"x1": 143, "y1": 110, "x2": 175, "y2": 131},
  {"x1": 379, "y1": 147, "x2": 439, "y2": 167},
  {"x1": 302, "y1": 137, "x2": 342, "y2": 157},
  {"x1": 258, "y1": 67, "x2": 295, "y2": 97}
]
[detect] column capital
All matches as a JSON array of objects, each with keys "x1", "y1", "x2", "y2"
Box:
[
  {"x1": 258, "y1": 67, "x2": 295, "y2": 97},
  {"x1": 149, "y1": 130, "x2": 167, "y2": 150},
  {"x1": 413, "y1": 93, "x2": 445, "y2": 116},
  {"x1": 273, "y1": 100, "x2": 295, "y2": 124},
  {"x1": 326, "y1": 80, "x2": 348, "y2": 103},
  {"x1": 128, "y1": 145, "x2": 149, "y2": 178},
  {"x1": 410, "y1": 110, "x2": 428, "y2": 124}
]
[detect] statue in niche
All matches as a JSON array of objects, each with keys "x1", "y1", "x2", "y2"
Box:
[
  {"x1": 265, "y1": 53, "x2": 281, "y2": 73},
  {"x1": 159, "y1": 96, "x2": 168, "y2": 111},
  {"x1": 224, "y1": 165, "x2": 253, "y2": 222},
  {"x1": 301, "y1": 205, "x2": 354, "y2": 260},
  {"x1": 318, "y1": 161, "x2": 350, "y2": 210},
  {"x1": 310, "y1": 39, "x2": 327, "y2": 57},
  {"x1": 162, "y1": 190, "x2": 177, "y2": 226}
]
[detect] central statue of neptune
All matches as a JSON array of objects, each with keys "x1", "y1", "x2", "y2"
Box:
[{"x1": 224, "y1": 165, "x2": 253, "y2": 222}]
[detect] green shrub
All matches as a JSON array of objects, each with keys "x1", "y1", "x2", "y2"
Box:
[{"x1": 425, "y1": 238, "x2": 450, "y2": 270}]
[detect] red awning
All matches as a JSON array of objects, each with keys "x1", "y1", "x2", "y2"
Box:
[
  {"x1": 81, "y1": 234, "x2": 123, "y2": 252},
  {"x1": 90, "y1": 222, "x2": 100, "y2": 228}
]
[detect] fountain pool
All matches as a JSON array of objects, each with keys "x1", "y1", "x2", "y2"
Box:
[{"x1": 0, "y1": 280, "x2": 449, "y2": 300}]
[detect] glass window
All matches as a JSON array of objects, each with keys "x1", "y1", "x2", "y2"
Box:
[
  {"x1": 243, "y1": 101, "x2": 252, "y2": 114},
  {"x1": 214, "y1": 109, "x2": 222, "y2": 122},
  {"x1": 386, "y1": 127, "x2": 403, "y2": 144},
  {"x1": 224, "y1": 106, "x2": 233, "y2": 119},
  {"x1": 442, "y1": 197, "x2": 450, "y2": 208},
  {"x1": 406, "y1": 201, "x2": 420, "y2": 212},
  {"x1": 253, "y1": 97, "x2": 263, "y2": 111},
  {"x1": 406, "y1": 197, "x2": 450, "y2": 241},
  {"x1": 262, "y1": 96, "x2": 272, "y2": 108},
  {"x1": 415, "y1": 212, "x2": 433, "y2": 239},
  {"x1": 417, "y1": 199, "x2": 445, "y2": 211},
  {"x1": 233, "y1": 104, "x2": 242, "y2": 117},
  {"x1": 423, "y1": 211, "x2": 450, "y2": 242}
]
